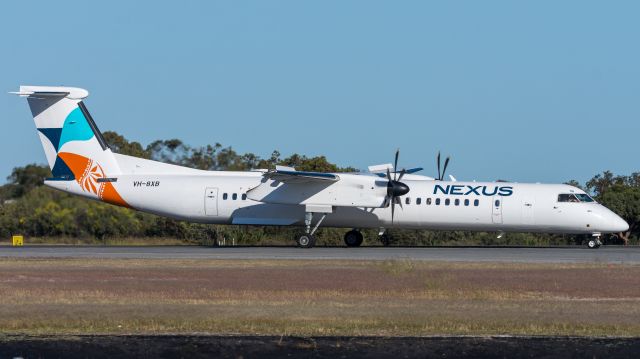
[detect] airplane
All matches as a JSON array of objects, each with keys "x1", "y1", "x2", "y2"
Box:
[{"x1": 12, "y1": 86, "x2": 629, "y2": 249}]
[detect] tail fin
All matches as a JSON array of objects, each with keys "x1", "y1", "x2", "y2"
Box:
[{"x1": 13, "y1": 85, "x2": 128, "y2": 207}]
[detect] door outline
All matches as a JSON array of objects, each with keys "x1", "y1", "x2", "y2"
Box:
[
  {"x1": 492, "y1": 195, "x2": 503, "y2": 224},
  {"x1": 204, "y1": 187, "x2": 219, "y2": 216},
  {"x1": 522, "y1": 196, "x2": 535, "y2": 225}
]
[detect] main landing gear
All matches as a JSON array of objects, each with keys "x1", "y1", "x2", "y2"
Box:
[
  {"x1": 379, "y1": 234, "x2": 391, "y2": 247},
  {"x1": 296, "y1": 210, "x2": 329, "y2": 248},
  {"x1": 344, "y1": 230, "x2": 364, "y2": 247},
  {"x1": 344, "y1": 228, "x2": 391, "y2": 247},
  {"x1": 343, "y1": 228, "x2": 392, "y2": 247},
  {"x1": 378, "y1": 228, "x2": 391, "y2": 247}
]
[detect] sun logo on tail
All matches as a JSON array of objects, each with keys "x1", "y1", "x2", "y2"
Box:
[
  {"x1": 79, "y1": 159, "x2": 105, "y2": 195},
  {"x1": 57, "y1": 152, "x2": 130, "y2": 208}
]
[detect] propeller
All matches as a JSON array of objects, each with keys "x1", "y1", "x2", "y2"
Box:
[
  {"x1": 383, "y1": 149, "x2": 410, "y2": 223},
  {"x1": 436, "y1": 151, "x2": 451, "y2": 181}
]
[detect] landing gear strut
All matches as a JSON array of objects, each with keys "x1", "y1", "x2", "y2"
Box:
[
  {"x1": 344, "y1": 230, "x2": 363, "y2": 247},
  {"x1": 296, "y1": 208, "x2": 329, "y2": 248}
]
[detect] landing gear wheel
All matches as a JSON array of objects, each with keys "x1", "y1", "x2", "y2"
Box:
[
  {"x1": 380, "y1": 234, "x2": 391, "y2": 247},
  {"x1": 344, "y1": 230, "x2": 363, "y2": 247},
  {"x1": 297, "y1": 234, "x2": 316, "y2": 249},
  {"x1": 587, "y1": 238, "x2": 601, "y2": 249}
]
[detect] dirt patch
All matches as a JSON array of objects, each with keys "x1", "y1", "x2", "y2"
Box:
[{"x1": 1, "y1": 259, "x2": 639, "y2": 336}]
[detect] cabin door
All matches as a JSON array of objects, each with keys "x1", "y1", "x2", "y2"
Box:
[
  {"x1": 204, "y1": 187, "x2": 219, "y2": 216},
  {"x1": 491, "y1": 196, "x2": 503, "y2": 224},
  {"x1": 522, "y1": 196, "x2": 535, "y2": 225}
]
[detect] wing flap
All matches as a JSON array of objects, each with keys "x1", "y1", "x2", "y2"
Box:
[{"x1": 265, "y1": 167, "x2": 340, "y2": 183}]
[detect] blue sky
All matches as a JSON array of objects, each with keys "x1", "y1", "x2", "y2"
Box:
[{"x1": 1, "y1": 1, "x2": 638, "y2": 184}]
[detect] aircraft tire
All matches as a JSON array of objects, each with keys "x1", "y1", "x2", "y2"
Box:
[
  {"x1": 587, "y1": 238, "x2": 600, "y2": 249},
  {"x1": 297, "y1": 234, "x2": 316, "y2": 248},
  {"x1": 380, "y1": 234, "x2": 391, "y2": 247},
  {"x1": 344, "y1": 230, "x2": 363, "y2": 247}
]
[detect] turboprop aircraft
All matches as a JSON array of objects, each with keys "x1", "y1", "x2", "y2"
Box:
[{"x1": 13, "y1": 86, "x2": 629, "y2": 249}]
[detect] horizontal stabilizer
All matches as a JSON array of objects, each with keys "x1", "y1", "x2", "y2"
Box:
[{"x1": 10, "y1": 86, "x2": 89, "y2": 100}]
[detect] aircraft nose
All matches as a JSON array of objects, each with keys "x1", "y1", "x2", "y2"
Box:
[{"x1": 611, "y1": 215, "x2": 629, "y2": 232}]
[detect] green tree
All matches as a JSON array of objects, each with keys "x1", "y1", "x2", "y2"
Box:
[
  {"x1": 4, "y1": 164, "x2": 50, "y2": 199},
  {"x1": 586, "y1": 171, "x2": 640, "y2": 244},
  {"x1": 564, "y1": 179, "x2": 583, "y2": 190},
  {"x1": 279, "y1": 154, "x2": 357, "y2": 172},
  {"x1": 147, "y1": 139, "x2": 191, "y2": 165},
  {"x1": 103, "y1": 131, "x2": 150, "y2": 158}
]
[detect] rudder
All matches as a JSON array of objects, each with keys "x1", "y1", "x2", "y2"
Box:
[{"x1": 13, "y1": 85, "x2": 128, "y2": 207}]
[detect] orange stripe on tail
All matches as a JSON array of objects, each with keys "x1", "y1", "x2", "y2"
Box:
[{"x1": 58, "y1": 152, "x2": 130, "y2": 208}]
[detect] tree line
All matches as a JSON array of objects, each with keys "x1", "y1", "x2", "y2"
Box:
[{"x1": 0, "y1": 131, "x2": 637, "y2": 245}]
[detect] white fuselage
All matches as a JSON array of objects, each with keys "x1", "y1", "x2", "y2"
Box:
[
  {"x1": 18, "y1": 85, "x2": 628, "y2": 241},
  {"x1": 45, "y1": 154, "x2": 628, "y2": 235}
]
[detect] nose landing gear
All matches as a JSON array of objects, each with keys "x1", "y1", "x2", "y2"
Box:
[{"x1": 587, "y1": 233, "x2": 602, "y2": 249}]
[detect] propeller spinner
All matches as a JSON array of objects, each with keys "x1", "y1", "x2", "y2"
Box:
[{"x1": 383, "y1": 149, "x2": 411, "y2": 223}]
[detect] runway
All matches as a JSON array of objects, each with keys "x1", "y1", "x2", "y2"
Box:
[{"x1": 1, "y1": 245, "x2": 639, "y2": 263}]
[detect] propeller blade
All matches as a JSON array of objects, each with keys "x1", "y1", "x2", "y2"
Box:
[
  {"x1": 442, "y1": 156, "x2": 450, "y2": 181},
  {"x1": 391, "y1": 201, "x2": 395, "y2": 223},
  {"x1": 405, "y1": 167, "x2": 423, "y2": 174},
  {"x1": 437, "y1": 152, "x2": 441, "y2": 181},
  {"x1": 386, "y1": 168, "x2": 392, "y2": 181},
  {"x1": 397, "y1": 168, "x2": 407, "y2": 182},
  {"x1": 394, "y1": 196, "x2": 403, "y2": 209},
  {"x1": 393, "y1": 149, "x2": 399, "y2": 181}
]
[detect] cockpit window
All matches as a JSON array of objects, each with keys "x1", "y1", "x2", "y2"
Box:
[
  {"x1": 558, "y1": 193, "x2": 590, "y2": 203},
  {"x1": 575, "y1": 193, "x2": 595, "y2": 202},
  {"x1": 558, "y1": 194, "x2": 580, "y2": 203}
]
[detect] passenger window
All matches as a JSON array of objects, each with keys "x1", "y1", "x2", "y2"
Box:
[
  {"x1": 494, "y1": 199, "x2": 500, "y2": 207},
  {"x1": 406, "y1": 197, "x2": 411, "y2": 205},
  {"x1": 474, "y1": 199, "x2": 479, "y2": 206},
  {"x1": 232, "y1": 193, "x2": 238, "y2": 200},
  {"x1": 416, "y1": 198, "x2": 421, "y2": 205},
  {"x1": 464, "y1": 199, "x2": 469, "y2": 206},
  {"x1": 242, "y1": 193, "x2": 247, "y2": 200},
  {"x1": 435, "y1": 198, "x2": 441, "y2": 205},
  {"x1": 445, "y1": 198, "x2": 450, "y2": 206},
  {"x1": 427, "y1": 198, "x2": 432, "y2": 205},
  {"x1": 455, "y1": 199, "x2": 460, "y2": 206},
  {"x1": 223, "y1": 193, "x2": 228, "y2": 200}
]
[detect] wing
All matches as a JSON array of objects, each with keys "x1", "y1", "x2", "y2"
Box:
[
  {"x1": 264, "y1": 166, "x2": 340, "y2": 184},
  {"x1": 247, "y1": 170, "x2": 386, "y2": 208}
]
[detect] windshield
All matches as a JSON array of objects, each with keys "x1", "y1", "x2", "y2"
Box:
[
  {"x1": 558, "y1": 193, "x2": 595, "y2": 203},
  {"x1": 575, "y1": 193, "x2": 595, "y2": 202},
  {"x1": 558, "y1": 194, "x2": 580, "y2": 202}
]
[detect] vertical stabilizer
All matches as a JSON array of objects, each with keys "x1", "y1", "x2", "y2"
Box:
[{"x1": 13, "y1": 86, "x2": 128, "y2": 207}]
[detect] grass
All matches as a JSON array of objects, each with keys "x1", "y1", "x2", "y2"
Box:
[{"x1": 0, "y1": 259, "x2": 639, "y2": 336}]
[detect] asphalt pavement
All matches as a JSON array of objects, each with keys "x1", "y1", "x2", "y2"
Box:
[{"x1": 1, "y1": 245, "x2": 639, "y2": 264}]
